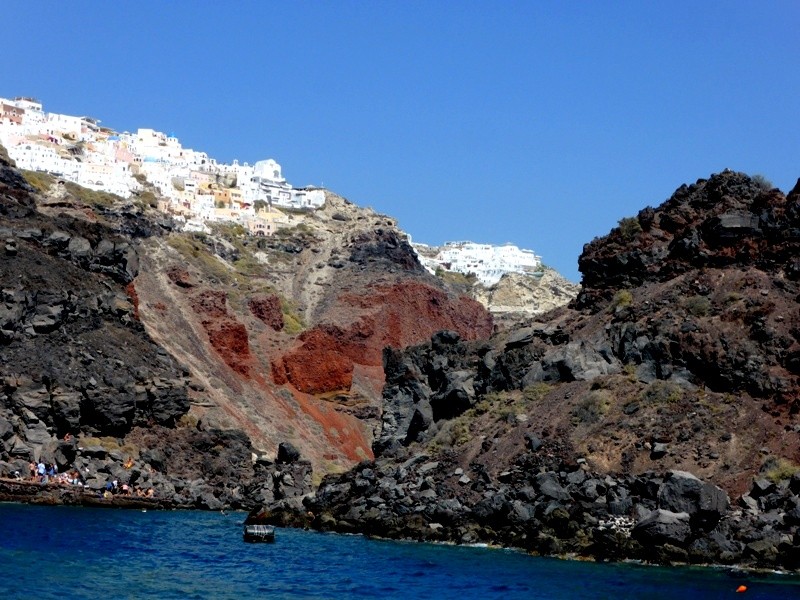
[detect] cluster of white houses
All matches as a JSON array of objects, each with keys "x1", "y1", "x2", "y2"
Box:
[
  {"x1": 1, "y1": 96, "x2": 546, "y2": 284},
  {"x1": 0, "y1": 97, "x2": 324, "y2": 237},
  {"x1": 414, "y1": 241, "x2": 543, "y2": 286}
]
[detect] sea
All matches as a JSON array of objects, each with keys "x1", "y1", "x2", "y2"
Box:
[{"x1": 1, "y1": 503, "x2": 799, "y2": 599}]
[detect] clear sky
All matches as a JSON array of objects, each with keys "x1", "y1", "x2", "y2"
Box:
[{"x1": 3, "y1": 1, "x2": 798, "y2": 282}]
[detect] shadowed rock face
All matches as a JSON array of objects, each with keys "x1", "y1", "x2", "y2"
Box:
[{"x1": 0, "y1": 161, "x2": 190, "y2": 442}]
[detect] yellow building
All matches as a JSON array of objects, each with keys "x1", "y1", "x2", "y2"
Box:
[{"x1": 247, "y1": 205, "x2": 288, "y2": 236}]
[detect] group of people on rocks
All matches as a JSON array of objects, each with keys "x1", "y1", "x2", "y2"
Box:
[
  {"x1": 21, "y1": 458, "x2": 156, "y2": 499},
  {"x1": 26, "y1": 460, "x2": 80, "y2": 486},
  {"x1": 101, "y1": 478, "x2": 155, "y2": 499}
]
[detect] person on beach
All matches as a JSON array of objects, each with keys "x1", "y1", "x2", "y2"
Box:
[
  {"x1": 36, "y1": 460, "x2": 46, "y2": 483},
  {"x1": 29, "y1": 461, "x2": 36, "y2": 481}
]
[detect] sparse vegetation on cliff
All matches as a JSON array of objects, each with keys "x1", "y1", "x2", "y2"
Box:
[
  {"x1": 617, "y1": 216, "x2": 642, "y2": 240},
  {"x1": 21, "y1": 169, "x2": 54, "y2": 192}
]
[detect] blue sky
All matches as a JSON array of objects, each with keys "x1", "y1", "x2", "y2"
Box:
[{"x1": 3, "y1": 2, "x2": 798, "y2": 282}]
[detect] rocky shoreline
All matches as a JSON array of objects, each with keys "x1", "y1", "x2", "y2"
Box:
[
  {"x1": 253, "y1": 454, "x2": 800, "y2": 571},
  {"x1": 0, "y1": 478, "x2": 170, "y2": 509}
]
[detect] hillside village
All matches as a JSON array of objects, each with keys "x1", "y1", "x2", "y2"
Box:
[
  {"x1": 413, "y1": 241, "x2": 543, "y2": 286},
  {"x1": 0, "y1": 96, "x2": 324, "y2": 238},
  {"x1": 0, "y1": 96, "x2": 550, "y2": 286}
]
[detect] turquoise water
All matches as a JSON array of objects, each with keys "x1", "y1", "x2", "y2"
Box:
[{"x1": 1, "y1": 503, "x2": 798, "y2": 599}]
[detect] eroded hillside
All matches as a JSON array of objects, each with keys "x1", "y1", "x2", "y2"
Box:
[
  {"x1": 133, "y1": 192, "x2": 492, "y2": 475},
  {"x1": 0, "y1": 146, "x2": 495, "y2": 510}
]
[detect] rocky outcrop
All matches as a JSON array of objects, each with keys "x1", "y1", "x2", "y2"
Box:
[
  {"x1": 473, "y1": 269, "x2": 580, "y2": 330},
  {"x1": 577, "y1": 171, "x2": 800, "y2": 308},
  {"x1": 0, "y1": 176, "x2": 191, "y2": 444},
  {"x1": 252, "y1": 171, "x2": 800, "y2": 570},
  {"x1": 248, "y1": 295, "x2": 284, "y2": 331},
  {"x1": 256, "y1": 450, "x2": 800, "y2": 570},
  {"x1": 272, "y1": 282, "x2": 492, "y2": 395},
  {"x1": 364, "y1": 172, "x2": 800, "y2": 488}
]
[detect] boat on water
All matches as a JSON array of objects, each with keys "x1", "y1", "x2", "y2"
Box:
[{"x1": 243, "y1": 524, "x2": 275, "y2": 543}]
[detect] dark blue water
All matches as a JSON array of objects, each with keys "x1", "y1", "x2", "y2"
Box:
[{"x1": 1, "y1": 504, "x2": 798, "y2": 599}]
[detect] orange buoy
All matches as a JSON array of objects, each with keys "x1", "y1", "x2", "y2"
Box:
[{"x1": 736, "y1": 585, "x2": 748, "y2": 593}]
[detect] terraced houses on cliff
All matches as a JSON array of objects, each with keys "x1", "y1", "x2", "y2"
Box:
[
  {"x1": 0, "y1": 96, "x2": 324, "y2": 236},
  {"x1": 1, "y1": 96, "x2": 544, "y2": 285}
]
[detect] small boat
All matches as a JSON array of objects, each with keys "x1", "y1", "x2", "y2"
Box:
[{"x1": 243, "y1": 524, "x2": 275, "y2": 543}]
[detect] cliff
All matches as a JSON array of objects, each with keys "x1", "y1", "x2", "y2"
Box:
[
  {"x1": 0, "y1": 150, "x2": 492, "y2": 508},
  {"x1": 473, "y1": 268, "x2": 579, "y2": 330},
  {"x1": 257, "y1": 170, "x2": 800, "y2": 570}
]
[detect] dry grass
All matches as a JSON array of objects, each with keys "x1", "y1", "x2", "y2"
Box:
[{"x1": 21, "y1": 169, "x2": 55, "y2": 193}]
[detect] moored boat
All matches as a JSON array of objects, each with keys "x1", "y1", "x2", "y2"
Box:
[{"x1": 243, "y1": 524, "x2": 275, "y2": 543}]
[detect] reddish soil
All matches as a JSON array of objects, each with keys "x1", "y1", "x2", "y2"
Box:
[
  {"x1": 274, "y1": 281, "x2": 493, "y2": 394},
  {"x1": 203, "y1": 320, "x2": 252, "y2": 377},
  {"x1": 190, "y1": 290, "x2": 253, "y2": 378},
  {"x1": 125, "y1": 282, "x2": 140, "y2": 320},
  {"x1": 249, "y1": 295, "x2": 284, "y2": 331}
]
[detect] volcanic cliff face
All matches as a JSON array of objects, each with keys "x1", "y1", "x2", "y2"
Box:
[
  {"x1": 0, "y1": 148, "x2": 493, "y2": 507},
  {"x1": 371, "y1": 171, "x2": 800, "y2": 491},
  {"x1": 264, "y1": 171, "x2": 800, "y2": 570},
  {"x1": 131, "y1": 192, "x2": 492, "y2": 476}
]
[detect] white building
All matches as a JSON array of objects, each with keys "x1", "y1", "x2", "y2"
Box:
[
  {"x1": 418, "y1": 241, "x2": 543, "y2": 286},
  {"x1": 0, "y1": 96, "x2": 328, "y2": 228}
]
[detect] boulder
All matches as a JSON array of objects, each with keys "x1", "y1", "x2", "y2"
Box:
[
  {"x1": 535, "y1": 472, "x2": 572, "y2": 502},
  {"x1": 632, "y1": 509, "x2": 692, "y2": 546},
  {"x1": 658, "y1": 470, "x2": 729, "y2": 530},
  {"x1": 276, "y1": 442, "x2": 301, "y2": 464},
  {"x1": 430, "y1": 370, "x2": 475, "y2": 420}
]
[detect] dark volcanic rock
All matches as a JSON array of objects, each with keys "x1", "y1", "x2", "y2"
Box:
[
  {"x1": 657, "y1": 470, "x2": 729, "y2": 530},
  {"x1": 277, "y1": 441, "x2": 301, "y2": 464},
  {"x1": 632, "y1": 509, "x2": 692, "y2": 546}
]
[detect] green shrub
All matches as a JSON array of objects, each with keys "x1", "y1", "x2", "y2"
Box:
[
  {"x1": 522, "y1": 382, "x2": 551, "y2": 402},
  {"x1": 451, "y1": 419, "x2": 472, "y2": 445},
  {"x1": 210, "y1": 222, "x2": 248, "y2": 239},
  {"x1": 610, "y1": 289, "x2": 633, "y2": 311},
  {"x1": 572, "y1": 390, "x2": 611, "y2": 424},
  {"x1": 751, "y1": 174, "x2": 773, "y2": 191},
  {"x1": 617, "y1": 216, "x2": 642, "y2": 240},
  {"x1": 233, "y1": 254, "x2": 264, "y2": 276},
  {"x1": 138, "y1": 190, "x2": 158, "y2": 208},
  {"x1": 683, "y1": 295, "x2": 711, "y2": 317},
  {"x1": 280, "y1": 298, "x2": 305, "y2": 334},
  {"x1": 438, "y1": 269, "x2": 477, "y2": 287},
  {"x1": 21, "y1": 169, "x2": 55, "y2": 192},
  {"x1": 64, "y1": 181, "x2": 121, "y2": 207},
  {"x1": 722, "y1": 291, "x2": 743, "y2": 304},
  {"x1": 641, "y1": 380, "x2": 683, "y2": 405},
  {"x1": 762, "y1": 457, "x2": 799, "y2": 483},
  {"x1": 166, "y1": 234, "x2": 232, "y2": 283},
  {"x1": 623, "y1": 363, "x2": 637, "y2": 381},
  {"x1": 178, "y1": 414, "x2": 199, "y2": 429}
]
